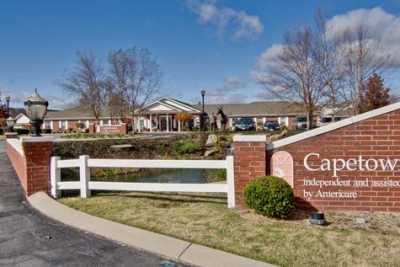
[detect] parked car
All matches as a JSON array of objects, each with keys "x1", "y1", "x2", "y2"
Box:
[
  {"x1": 318, "y1": 116, "x2": 344, "y2": 127},
  {"x1": 263, "y1": 121, "x2": 280, "y2": 132},
  {"x1": 234, "y1": 118, "x2": 255, "y2": 131},
  {"x1": 296, "y1": 117, "x2": 307, "y2": 129}
]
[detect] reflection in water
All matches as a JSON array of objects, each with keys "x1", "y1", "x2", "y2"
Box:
[{"x1": 134, "y1": 169, "x2": 207, "y2": 184}]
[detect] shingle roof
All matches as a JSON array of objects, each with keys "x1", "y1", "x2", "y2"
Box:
[
  {"x1": 45, "y1": 106, "x2": 115, "y2": 120},
  {"x1": 202, "y1": 101, "x2": 307, "y2": 117},
  {"x1": 44, "y1": 100, "x2": 309, "y2": 120}
]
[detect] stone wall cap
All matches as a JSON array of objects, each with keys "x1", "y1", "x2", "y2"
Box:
[
  {"x1": 233, "y1": 134, "x2": 267, "y2": 142},
  {"x1": 21, "y1": 136, "x2": 55, "y2": 143}
]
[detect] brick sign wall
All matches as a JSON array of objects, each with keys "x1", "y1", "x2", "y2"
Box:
[{"x1": 269, "y1": 108, "x2": 400, "y2": 212}]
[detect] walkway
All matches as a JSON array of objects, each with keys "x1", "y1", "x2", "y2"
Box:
[{"x1": 0, "y1": 141, "x2": 187, "y2": 267}]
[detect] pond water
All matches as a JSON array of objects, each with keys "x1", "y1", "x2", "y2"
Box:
[{"x1": 133, "y1": 169, "x2": 208, "y2": 184}]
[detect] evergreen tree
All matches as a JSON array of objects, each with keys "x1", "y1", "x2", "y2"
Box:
[{"x1": 360, "y1": 73, "x2": 390, "y2": 113}]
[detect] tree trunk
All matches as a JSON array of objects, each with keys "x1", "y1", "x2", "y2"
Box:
[{"x1": 307, "y1": 109, "x2": 314, "y2": 129}]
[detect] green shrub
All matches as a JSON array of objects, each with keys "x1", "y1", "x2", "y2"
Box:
[
  {"x1": 173, "y1": 139, "x2": 201, "y2": 155},
  {"x1": 42, "y1": 129, "x2": 52, "y2": 134},
  {"x1": 15, "y1": 128, "x2": 30, "y2": 135},
  {"x1": 244, "y1": 176, "x2": 294, "y2": 218}
]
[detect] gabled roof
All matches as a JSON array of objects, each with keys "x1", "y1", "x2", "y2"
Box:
[
  {"x1": 141, "y1": 98, "x2": 201, "y2": 114},
  {"x1": 268, "y1": 102, "x2": 400, "y2": 150},
  {"x1": 203, "y1": 101, "x2": 307, "y2": 117}
]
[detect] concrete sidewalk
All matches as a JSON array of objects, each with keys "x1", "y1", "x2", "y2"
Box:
[{"x1": 29, "y1": 192, "x2": 276, "y2": 267}]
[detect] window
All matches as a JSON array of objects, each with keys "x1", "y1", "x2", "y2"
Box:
[
  {"x1": 44, "y1": 121, "x2": 51, "y2": 129},
  {"x1": 60, "y1": 121, "x2": 67, "y2": 129}
]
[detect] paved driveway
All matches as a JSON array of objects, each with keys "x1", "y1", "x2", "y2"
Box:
[{"x1": 0, "y1": 141, "x2": 186, "y2": 267}]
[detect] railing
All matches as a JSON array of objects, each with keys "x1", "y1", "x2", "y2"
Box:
[{"x1": 50, "y1": 155, "x2": 235, "y2": 208}]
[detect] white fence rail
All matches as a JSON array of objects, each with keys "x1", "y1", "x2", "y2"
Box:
[{"x1": 51, "y1": 155, "x2": 235, "y2": 208}]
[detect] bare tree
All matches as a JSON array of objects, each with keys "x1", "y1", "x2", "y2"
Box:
[
  {"x1": 61, "y1": 52, "x2": 106, "y2": 121},
  {"x1": 107, "y1": 47, "x2": 161, "y2": 130},
  {"x1": 332, "y1": 26, "x2": 391, "y2": 114},
  {"x1": 257, "y1": 27, "x2": 326, "y2": 129}
]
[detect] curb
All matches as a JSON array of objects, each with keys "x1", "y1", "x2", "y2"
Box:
[{"x1": 28, "y1": 192, "x2": 276, "y2": 267}]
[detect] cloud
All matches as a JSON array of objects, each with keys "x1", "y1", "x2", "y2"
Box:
[
  {"x1": 326, "y1": 7, "x2": 400, "y2": 66},
  {"x1": 252, "y1": 44, "x2": 284, "y2": 83},
  {"x1": 253, "y1": 7, "x2": 400, "y2": 87},
  {"x1": 186, "y1": 0, "x2": 263, "y2": 40},
  {"x1": 205, "y1": 76, "x2": 249, "y2": 103}
]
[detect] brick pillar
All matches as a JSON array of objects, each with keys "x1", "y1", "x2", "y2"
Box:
[
  {"x1": 89, "y1": 123, "x2": 96, "y2": 134},
  {"x1": 233, "y1": 135, "x2": 267, "y2": 208},
  {"x1": 120, "y1": 123, "x2": 127, "y2": 135},
  {"x1": 21, "y1": 137, "x2": 54, "y2": 196}
]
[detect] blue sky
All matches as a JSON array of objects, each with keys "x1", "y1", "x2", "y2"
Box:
[{"x1": 1, "y1": 0, "x2": 400, "y2": 108}]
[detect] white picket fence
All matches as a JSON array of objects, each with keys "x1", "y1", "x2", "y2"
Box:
[{"x1": 50, "y1": 155, "x2": 235, "y2": 208}]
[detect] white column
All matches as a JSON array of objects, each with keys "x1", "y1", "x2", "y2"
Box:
[
  {"x1": 137, "y1": 118, "x2": 141, "y2": 133},
  {"x1": 166, "y1": 115, "x2": 170, "y2": 132},
  {"x1": 226, "y1": 155, "x2": 235, "y2": 208},
  {"x1": 150, "y1": 114, "x2": 153, "y2": 132},
  {"x1": 178, "y1": 120, "x2": 181, "y2": 132},
  {"x1": 80, "y1": 155, "x2": 91, "y2": 198},
  {"x1": 50, "y1": 156, "x2": 61, "y2": 198}
]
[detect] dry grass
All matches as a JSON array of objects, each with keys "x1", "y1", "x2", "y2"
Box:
[{"x1": 60, "y1": 192, "x2": 400, "y2": 267}]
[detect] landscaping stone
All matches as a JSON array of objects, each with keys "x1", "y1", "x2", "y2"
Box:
[
  {"x1": 204, "y1": 148, "x2": 218, "y2": 157},
  {"x1": 354, "y1": 216, "x2": 370, "y2": 225},
  {"x1": 205, "y1": 134, "x2": 218, "y2": 147}
]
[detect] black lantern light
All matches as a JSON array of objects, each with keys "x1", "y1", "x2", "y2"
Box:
[
  {"x1": 24, "y1": 89, "x2": 48, "y2": 137},
  {"x1": 6, "y1": 117, "x2": 16, "y2": 132}
]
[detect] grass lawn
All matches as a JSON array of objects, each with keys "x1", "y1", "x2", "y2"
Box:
[{"x1": 60, "y1": 192, "x2": 400, "y2": 267}]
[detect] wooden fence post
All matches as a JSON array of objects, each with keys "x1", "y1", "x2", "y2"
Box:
[
  {"x1": 80, "y1": 155, "x2": 91, "y2": 198},
  {"x1": 226, "y1": 155, "x2": 235, "y2": 208},
  {"x1": 50, "y1": 156, "x2": 60, "y2": 198}
]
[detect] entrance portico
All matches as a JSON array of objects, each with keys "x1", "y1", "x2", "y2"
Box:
[{"x1": 135, "y1": 98, "x2": 201, "y2": 132}]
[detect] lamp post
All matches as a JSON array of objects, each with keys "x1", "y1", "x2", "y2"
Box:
[
  {"x1": 5, "y1": 96, "x2": 10, "y2": 117},
  {"x1": 24, "y1": 89, "x2": 48, "y2": 137},
  {"x1": 200, "y1": 90, "x2": 206, "y2": 131}
]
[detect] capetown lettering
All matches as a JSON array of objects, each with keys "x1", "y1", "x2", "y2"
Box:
[{"x1": 303, "y1": 153, "x2": 400, "y2": 177}]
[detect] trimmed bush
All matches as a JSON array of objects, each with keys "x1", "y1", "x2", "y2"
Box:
[
  {"x1": 173, "y1": 139, "x2": 201, "y2": 155},
  {"x1": 244, "y1": 176, "x2": 294, "y2": 218}
]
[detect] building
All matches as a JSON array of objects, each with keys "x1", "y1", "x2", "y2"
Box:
[
  {"x1": 44, "y1": 107, "x2": 122, "y2": 133},
  {"x1": 135, "y1": 98, "x2": 309, "y2": 131},
  {"x1": 42, "y1": 97, "x2": 348, "y2": 133},
  {"x1": 14, "y1": 113, "x2": 30, "y2": 129},
  {"x1": 135, "y1": 98, "x2": 201, "y2": 132},
  {"x1": 203, "y1": 101, "x2": 307, "y2": 130}
]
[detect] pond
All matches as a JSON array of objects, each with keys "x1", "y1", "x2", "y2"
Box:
[{"x1": 133, "y1": 169, "x2": 208, "y2": 183}]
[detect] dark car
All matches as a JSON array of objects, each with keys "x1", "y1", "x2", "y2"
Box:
[
  {"x1": 263, "y1": 121, "x2": 280, "y2": 132},
  {"x1": 234, "y1": 118, "x2": 255, "y2": 131}
]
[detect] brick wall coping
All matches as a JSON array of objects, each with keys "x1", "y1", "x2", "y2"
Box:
[
  {"x1": 267, "y1": 101, "x2": 400, "y2": 150},
  {"x1": 233, "y1": 135, "x2": 267, "y2": 142},
  {"x1": 6, "y1": 139, "x2": 24, "y2": 156},
  {"x1": 20, "y1": 136, "x2": 55, "y2": 143}
]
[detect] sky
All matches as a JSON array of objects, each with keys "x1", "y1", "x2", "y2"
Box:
[{"x1": 1, "y1": 0, "x2": 400, "y2": 109}]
